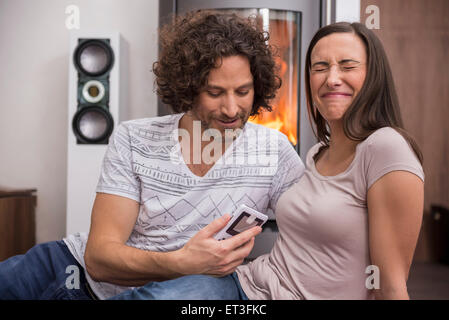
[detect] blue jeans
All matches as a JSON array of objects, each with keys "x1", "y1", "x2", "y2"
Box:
[
  {"x1": 0, "y1": 241, "x2": 92, "y2": 300},
  {"x1": 109, "y1": 272, "x2": 249, "y2": 300}
]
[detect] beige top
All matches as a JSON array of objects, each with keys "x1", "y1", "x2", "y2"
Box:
[{"x1": 236, "y1": 127, "x2": 424, "y2": 300}]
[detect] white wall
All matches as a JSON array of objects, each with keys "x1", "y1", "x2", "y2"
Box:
[
  {"x1": 335, "y1": 0, "x2": 361, "y2": 23},
  {"x1": 0, "y1": 0, "x2": 159, "y2": 243}
]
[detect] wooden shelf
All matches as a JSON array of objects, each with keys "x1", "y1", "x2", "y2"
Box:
[{"x1": 0, "y1": 187, "x2": 36, "y2": 261}]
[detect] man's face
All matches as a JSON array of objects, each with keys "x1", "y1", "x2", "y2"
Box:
[{"x1": 190, "y1": 55, "x2": 254, "y2": 137}]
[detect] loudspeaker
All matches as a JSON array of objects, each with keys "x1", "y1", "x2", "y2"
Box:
[{"x1": 66, "y1": 32, "x2": 128, "y2": 236}]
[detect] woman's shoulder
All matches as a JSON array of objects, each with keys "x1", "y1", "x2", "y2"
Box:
[
  {"x1": 360, "y1": 127, "x2": 414, "y2": 156},
  {"x1": 305, "y1": 142, "x2": 327, "y2": 169},
  {"x1": 307, "y1": 141, "x2": 325, "y2": 154},
  {"x1": 363, "y1": 126, "x2": 404, "y2": 146},
  {"x1": 360, "y1": 127, "x2": 424, "y2": 186}
]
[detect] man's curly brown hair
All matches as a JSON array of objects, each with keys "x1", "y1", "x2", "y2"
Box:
[{"x1": 153, "y1": 10, "x2": 282, "y2": 116}]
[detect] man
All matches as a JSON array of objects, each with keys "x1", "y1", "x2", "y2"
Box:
[{"x1": 0, "y1": 10, "x2": 304, "y2": 300}]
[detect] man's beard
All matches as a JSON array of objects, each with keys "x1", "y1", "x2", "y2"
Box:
[
  {"x1": 200, "y1": 112, "x2": 249, "y2": 142},
  {"x1": 201, "y1": 112, "x2": 248, "y2": 130}
]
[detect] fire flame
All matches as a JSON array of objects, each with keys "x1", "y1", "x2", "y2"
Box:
[{"x1": 248, "y1": 17, "x2": 298, "y2": 146}]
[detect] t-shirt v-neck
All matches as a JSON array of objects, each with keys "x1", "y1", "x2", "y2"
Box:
[{"x1": 174, "y1": 114, "x2": 245, "y2": 179}]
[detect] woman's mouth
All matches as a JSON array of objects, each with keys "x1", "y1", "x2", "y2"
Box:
[{"x1": 321, "y1": 92, "x2": 352, "y2": 98}]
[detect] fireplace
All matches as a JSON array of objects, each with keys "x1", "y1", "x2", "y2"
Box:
[{"x1": 158, "y1": 0, "x2": 321, "y2": 160}]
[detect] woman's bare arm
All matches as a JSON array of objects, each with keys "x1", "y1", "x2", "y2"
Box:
[{"x1": 367, "y1": 170, "x2": 424, "y2": 299}]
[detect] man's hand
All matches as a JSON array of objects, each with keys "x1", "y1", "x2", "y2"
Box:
[{"x1": 173, "y1": 214, "x2": 262, "y2": 277}]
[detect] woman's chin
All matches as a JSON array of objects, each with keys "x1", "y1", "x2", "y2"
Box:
[{"x1": 321, "y1": 106, "x2": 349, "y2": 122}]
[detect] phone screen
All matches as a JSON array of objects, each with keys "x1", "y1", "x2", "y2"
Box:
[{"x1": 225, "y1": 212, "x2": 264, "y2": 236}]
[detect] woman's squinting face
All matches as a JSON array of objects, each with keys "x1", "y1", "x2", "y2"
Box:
[{"x1": 309, "y1": 32, "x2": 367, "y2": 123}]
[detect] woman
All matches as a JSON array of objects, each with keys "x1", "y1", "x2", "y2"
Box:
[
  {"x1": 111, "y1": 22, "x2": 424, "y2": 300},
  {"x1": 236, "y1": 22, "x2": 424, "y2": 300}
]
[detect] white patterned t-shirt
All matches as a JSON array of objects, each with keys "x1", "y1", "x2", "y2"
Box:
[{"x1": 63, "y1": 113, "x2": 305, "y2": 299}]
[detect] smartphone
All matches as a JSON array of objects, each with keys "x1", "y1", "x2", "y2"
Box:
[{"x1": 214, "y1": 204, "x2": 268, "y2": 241}]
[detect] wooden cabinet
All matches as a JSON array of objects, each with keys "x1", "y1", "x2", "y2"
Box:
[{"x1": 0, "y1": 187, "x2": 36, "y2": 261}]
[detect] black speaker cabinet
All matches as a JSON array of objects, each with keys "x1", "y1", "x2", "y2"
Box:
[{"x1": 72, "y1": 38, "x2": 115, "y2": 144}]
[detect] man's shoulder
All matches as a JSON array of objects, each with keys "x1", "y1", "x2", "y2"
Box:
[
  {"x1": 243, "y1": 122, "x2": 302, "y2": 169},
  {"x1": 244, "y1": 122, "x2": 292, "y2": 148},
  {"x1": 120, "y1": 113, "x2": 182, "y2": 132},
  {"x1": 112, "y1": 114, "x2": 183, "y2": 148},
  {"x1": 244, "y1": 121, "x2": 281, "y2": 134}
]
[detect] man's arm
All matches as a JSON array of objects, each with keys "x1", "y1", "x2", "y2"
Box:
[
  {"x1": 84, "y1": 193, "x2": 178, "y2": 286},
  {"x1": 84, "y1": 193, "x2": 261, "y2": 287}
]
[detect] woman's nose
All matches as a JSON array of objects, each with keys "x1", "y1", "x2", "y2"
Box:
[{"x1": 326, "y1": 65, "x2": 343, "y2": 88}]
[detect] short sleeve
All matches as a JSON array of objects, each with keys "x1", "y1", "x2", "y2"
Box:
[
  {"x1": 365, "y1": 127, "x2": 424, "y2": 190},
  {"x1": 96, "y1": 123, "x2": 141, "y2": 203},
  {"x1": 268, "y1": 133, "x2": 305, "y2": 210}
]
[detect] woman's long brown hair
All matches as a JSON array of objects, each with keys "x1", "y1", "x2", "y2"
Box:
[{"x1": 305, "y1": 22, "x2": 423, "y2": 164}]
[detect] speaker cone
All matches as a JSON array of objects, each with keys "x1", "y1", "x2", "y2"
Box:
[
  {"x1": 74, "y1": 39, "x2": 114, "y2": 76},
  {"x1": 72, "y1": 107, "x2": 114, "y2": 143}
]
